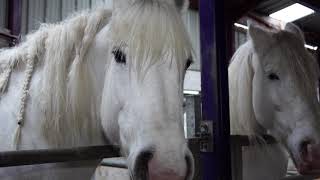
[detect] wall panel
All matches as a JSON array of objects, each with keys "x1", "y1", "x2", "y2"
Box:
[
  {"x1": 77, "y1": 0, "x2": 90, "y2": 11},
  {"x1": 27, "y1": 0, "x2": 45, "y2": 32},
  {"x1": 183, "y1": 10, "x2": 200, "y2": 71},
  {"x1": 0, "y1": 0, "x2": 7, "y2": 29},
  {"x1": 62, "y1": 0, "x2": 76, "y2": 19},
  {"x1": 46, "y1": 0, "x2": 62, "y2": 23}
]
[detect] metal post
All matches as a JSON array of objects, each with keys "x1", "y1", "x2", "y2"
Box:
[
  {"x1": 8, "y1": 0, "x2": 22, "y2": 45},
  {"x1": 199, "y1": 0, "x2": 232, "y2": 180}
]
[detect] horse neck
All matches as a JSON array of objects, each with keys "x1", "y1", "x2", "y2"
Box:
[
  {"x1": 228, "y1": 42, "x2": 264, "y2": 137},
  {"x1": 38, "y1": 11, "x2": 112, "y2": 148}
]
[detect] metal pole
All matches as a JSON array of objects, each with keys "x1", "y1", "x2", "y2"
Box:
[
  {"x1": 8, "y1": 0, "x2": 22, "y2": 45},
  {"x1": 199, "y1": 0, "x2": 232, "y2": 179},
  {"x1": 0, "y1": 145, "x2": 120, "y2": 167}
]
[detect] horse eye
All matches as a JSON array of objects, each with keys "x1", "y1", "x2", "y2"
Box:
[
  {"x1": 268, "y1": 73, "x2": 280, "y2": 80},
  {"x1": 185, "y1": 58, "x2": 193, "y2": 70},
  {"x1": 112, "y1": 49, "x2": 126, "y2": 64}
]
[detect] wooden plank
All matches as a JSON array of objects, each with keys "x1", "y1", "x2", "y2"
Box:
[
  {"x1": 231, "y1": 140, "x2": 243, "y2": 180},
  {"x1": 100, "y1": 157, "x2": 127, "y2": 169},
  {"x1": 46, "y1": 0, "x2": 62, "y2": 23},
  {"x1": 0, "y1": 145, "x2": 120, "y2": 167},
  {"x1": 280, "y1": 175, "x2": 319, "y2": 180},
  {"x1": 230, "y1": 135, "x2": 277, "y2": 147}
]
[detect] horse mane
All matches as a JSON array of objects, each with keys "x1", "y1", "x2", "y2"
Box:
[
  {"x1": 276, "y1": 31, "x2": 320, "y2": 110},
  {"x1": 0, "y1": 9, "x2": 112, "y2": 147},
  {"x1": 109, "y1": 0, "x2": 193, "y2": 81},
  {"x1": 229, "y1": 41, "x2": 262, "y2": 139},
  {"x1": 229, "y1": 30, "x2": 319, "y2": 143}
]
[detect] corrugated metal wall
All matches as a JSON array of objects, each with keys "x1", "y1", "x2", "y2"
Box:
[
  {"x1": 19, "y1": 0, "x2": 201, "y2": 70},
  {"x1": 1, "y1": 0, "x2": 245, "y2": 71},
  {"x1": 234, "y1": 30, "x2": 247, "y2": 49},
  {"x1": 21, "y1": 0, "x2": 110, "y2": 34},
  {"x1": 182, "y1": 10, "x2": 200, "y2": 71},
  {"x1": 0, "y1": 0, "x2": 7, "y2": 29}
]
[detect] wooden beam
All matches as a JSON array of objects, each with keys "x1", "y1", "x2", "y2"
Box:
[
  {"x1": 0, "y1": 32, "x2": 18, "y2": 41},
  {"x1": 225, "y1": 0, "x2": 267, "y2": 22},
  {"x1": 0, "y1": 145, "x2": 120, "y2": 167},
  {"x1": 189, "y1": 0, "x2": 198, "y2": 10},
  {"x1": 297, "y1": 0, "x2": 320, "y2": 12},
  {"x1": 8, "y1": 0, "x2": 22, "y2": 36}
]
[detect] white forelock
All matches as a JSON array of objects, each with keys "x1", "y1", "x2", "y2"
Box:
[{"x1": 110, "y1": 0, "x2": 193, "y2": 80}]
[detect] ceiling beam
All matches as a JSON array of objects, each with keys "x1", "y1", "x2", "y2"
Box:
[
  {"x1": 190, "y1": 0, "x2": 268, "y2": 22},
  {"x1": 297, "y1": 0, "x2": 320, "y2": 12},
  {"x1": 225, "y1": 0, "x2": 267, "y2": 22},
  {"x1": 189, "y1": 0, "x2": 198, "y2": 10}
]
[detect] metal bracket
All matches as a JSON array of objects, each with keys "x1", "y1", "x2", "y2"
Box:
[{"x1": 196, "y1": 120, "x2": 213, "y2": 152}]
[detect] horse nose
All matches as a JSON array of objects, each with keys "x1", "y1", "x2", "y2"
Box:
[
  {"x1": 185, "y1": 149, "x2": 195, "y2": 180},
  {"x1": 132, "y1": 148, "x2": 154, "y2": 180},
  {"x1": 297, "y1": 141, "x2": 320, "y2": 175},
  {"x1": 148, "y1": 154, "x2": 190, "y2": 180},
  {"x1": 132, "y1": 147, "x2": 193, "y2": 180}
]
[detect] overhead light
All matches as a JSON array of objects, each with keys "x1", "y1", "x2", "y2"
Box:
[
  {"x1": 269, "y1": 3, "x2": 315, "y2": 22},
  {"x1": 234, "y1": 23, "x2": 249, "y2": 30},
  {"x1": 305, "y1": 44, "x2": 318, "y2": 51},
  {"x1": 184, "y1": 90, "x2": 200, "y2": 95}
]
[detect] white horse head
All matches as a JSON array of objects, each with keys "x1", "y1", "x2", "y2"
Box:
[
  {"x1": 229, "y1": 23, "x2": 320, "y2": 175},
  {"x1": 0, "y1": 1, "x2": 193, "y2": 179},
  {"x1": 100, "y1": 0, "x2": 194, "y2": 179}
]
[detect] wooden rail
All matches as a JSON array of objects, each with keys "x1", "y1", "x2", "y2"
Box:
[
  {"x1": 0, "y1": 145, "x2": 120, "y2": 167},
  {"x1": 0, "y1": 32, "x2": 18, "y2": 41}
]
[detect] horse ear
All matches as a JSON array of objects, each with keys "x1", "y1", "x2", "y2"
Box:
[
  {"x1": 284, "y1": 23, "x2": 305, "y2": 43},
  {"x1": 248, "y1": 25, "x2": 274, "y2": 53},
  {"x1": 174, "y1": 0, "x2": 189, "y2": 12}
]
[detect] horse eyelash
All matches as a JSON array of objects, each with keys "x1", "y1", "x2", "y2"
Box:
[
  {"x1": 185, "y1": 58, "x2": 193, "y2": 70},
  {"x1": 268, "y1": 73, "x2": 280, "y2": 80},
  {"x1": 112, "y1": 48, "x2": 126, "y2": 64}
]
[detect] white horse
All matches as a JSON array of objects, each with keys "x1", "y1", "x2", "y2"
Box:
[
  {"x1": 229, "y1": 23, "x2": 320, "y2": 180},
  {"x1": 0, "y1": 0, "x2": 194, "y2": 179}
]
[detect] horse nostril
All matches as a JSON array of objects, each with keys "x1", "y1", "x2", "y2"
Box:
[
  {"x1": 299, "y1": 139, "x2": 313, "y2": 158},
  {"x1": 299, "y1": 139, "x2": 313, "y2": 161},
  {"x1": 133, "y1": 148, "x2": 155, "y2": 180},
  {"x1": 185, "y1": 152, "x2": 194, "y2": 180}
]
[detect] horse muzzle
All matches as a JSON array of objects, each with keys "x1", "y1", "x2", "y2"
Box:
[
  {"x1": 296, "y1": 142, "x2": 320, "y2": 175},
  {"x1": 130, "y1": 147, "x2": 194, "y2": 180}
]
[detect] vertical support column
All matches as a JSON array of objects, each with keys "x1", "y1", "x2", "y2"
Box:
[
  {"x1": 8, "y1": 0, "x2": 22, "y2": 36},
  {"x1": 8, "y1": 0, "x2": 22, "y2": 46},
  {"x1": 199, "y1": 0, "x2": 232, "y2": 180}
]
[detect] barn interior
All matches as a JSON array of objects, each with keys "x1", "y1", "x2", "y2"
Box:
[{"x1": 0, "y1": 0, "x2": 320, "y2": 180}]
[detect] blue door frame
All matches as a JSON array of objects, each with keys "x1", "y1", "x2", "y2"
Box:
[{"x1": 199, "y1": 0, "x2": 232, "y2": 179}]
